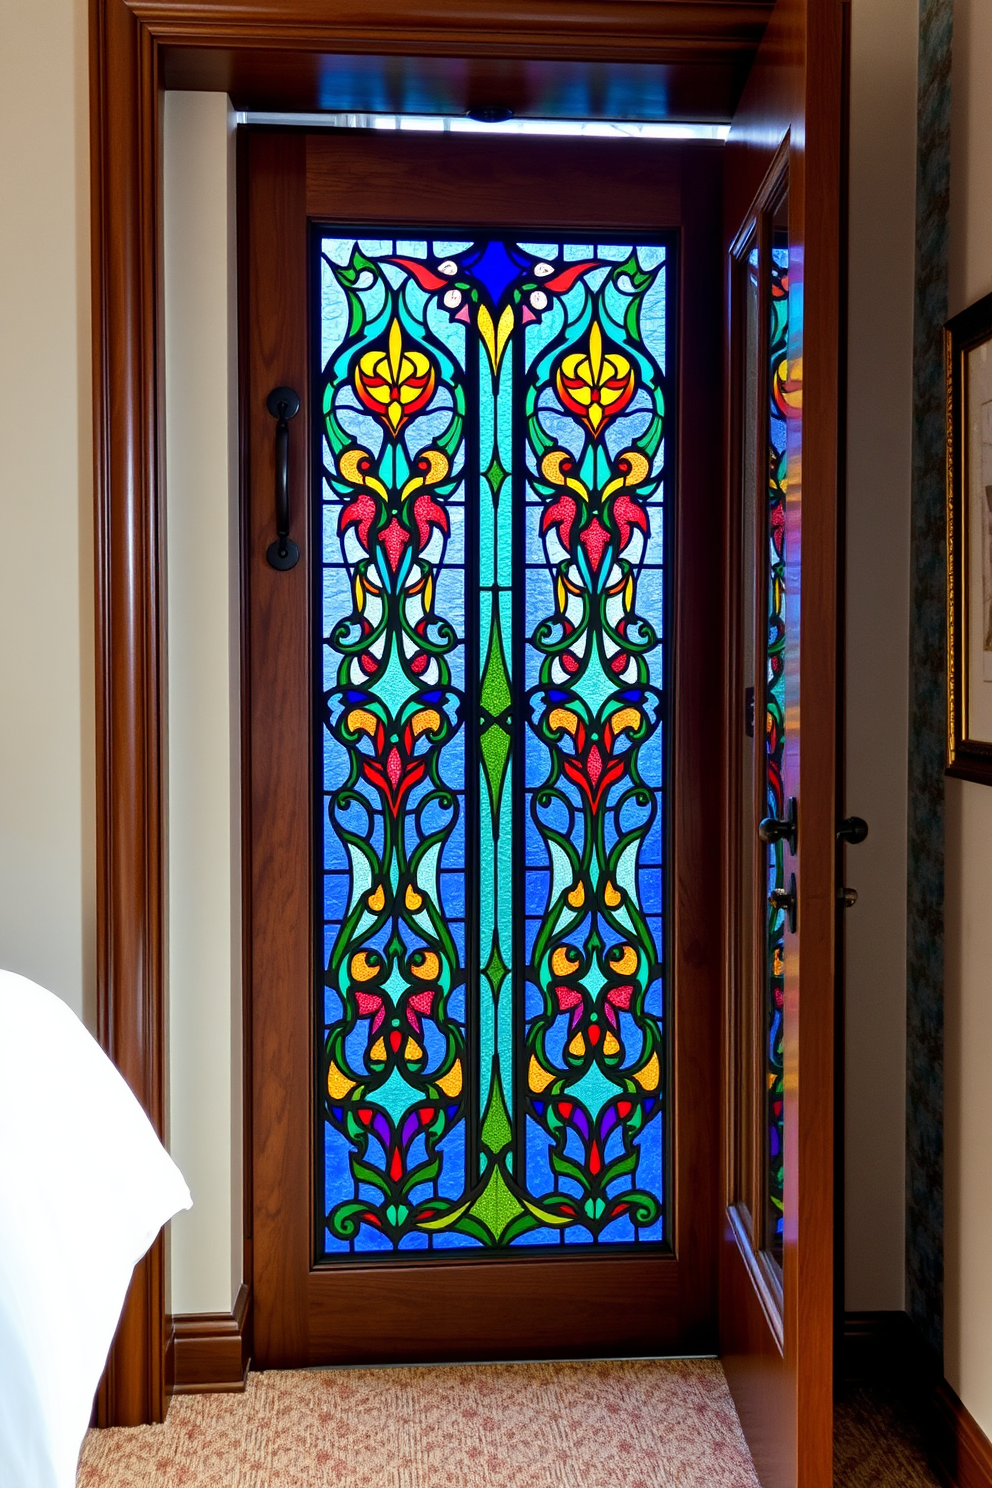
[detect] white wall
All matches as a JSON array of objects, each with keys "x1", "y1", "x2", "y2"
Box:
[
  {"x1": 164, "y1": 92, "x2": 243, "y2": 1316},
  {"x1": 944, "y1": 0, "x2": 992, "y2": 1432},
  {"x1": 0, "y1": 0, "x2": 95, "y2": 1024},
  {"x1": 842, "y1": 0, "x2": 917, "y2": 1311}
]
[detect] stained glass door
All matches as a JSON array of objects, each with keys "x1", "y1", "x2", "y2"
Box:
[
  {"x1": 719, "y1": 0, "x2": 846, "y2": 1476},
  {"x1": 245, "y1": 128, "x2": 723, "y2": 1366}
]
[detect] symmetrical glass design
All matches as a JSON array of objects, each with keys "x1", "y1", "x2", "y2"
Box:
[
  {"x1": 315, "y1": 233, "x2": 670, "y2": 1257},
  {"x1": 764, "y1": 243, "x2": 790, "y2": 1254}
]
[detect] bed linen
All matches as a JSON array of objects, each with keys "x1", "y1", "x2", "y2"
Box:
[{"x1": 0, "y1": 969, "x2": 191, "y2": 1488}]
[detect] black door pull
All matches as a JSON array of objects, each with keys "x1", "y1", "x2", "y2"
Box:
[
  {"x1": 759, "y1": 796, "x2": 797, "y2": 855},
  {"x1": 266, "y1": 386, "x2": 301, "y2": 570},
  {"x1": 769, "y1": 873, "x2": 798, "y2": 934},
  {"x1": 837, "y1": 816, "x2": 869, "y2": 845}
]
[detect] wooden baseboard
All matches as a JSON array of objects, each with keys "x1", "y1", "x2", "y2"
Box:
[
  {"x1": 933, "y1": 1380, "x2": 992, "y2": 1488},
  {"x1": 170, "y1": 1282, "x2": 251, "y2": 1395},
  {"x1": 842, "y1": 1311, "x2": 992, "y2": 1488},
  {"x1": 841, "y1": 1309, "x2": 932, "y2": 1383}
]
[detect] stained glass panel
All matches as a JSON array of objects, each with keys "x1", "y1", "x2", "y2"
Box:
[
  {"x1": 314, "y1": 233, "x2": 671, "y2": 1257},
  {"x1": 764, "y1": 239, "x2": 789, "y2": 1259}
]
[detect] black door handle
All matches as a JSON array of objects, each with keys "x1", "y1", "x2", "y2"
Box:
[
  {"x1": 837, "y1": 816, "x2": 869, "y2": 845},
  {"x1": 759, "y1": 796, "x2": 797, "y2": 855},
  {"x1": 266, "y1": 386, "x2": 301, "y2": 570},
  {"x1": 769, "y1": 873, "x2": 798, "y2": 934}
]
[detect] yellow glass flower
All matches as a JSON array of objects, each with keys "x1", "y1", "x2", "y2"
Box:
[
  {"x1": 354, "y1": 318, "x2": 436, "y2": 434},
  {"x1": 555, "y1": 321, "x2": 636, "y2": 437}
]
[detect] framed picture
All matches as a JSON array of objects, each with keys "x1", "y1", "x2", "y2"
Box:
[{"x1": 946, "y1": 290, "x2": 992, "y2": 784}]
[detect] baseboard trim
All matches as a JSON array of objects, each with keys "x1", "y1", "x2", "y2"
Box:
[
  {"x1": 841, "y1": 1309, "x2": 929, "y2": 1382},
  {"x1": 933, "y1": 1380, "x2": 992, "y2": 1488},
  {"x1": 842, "y1": 1311, "x2": 992, "y2": 1488},
  {"x1": 170, "y1": 1282, "x2": 251, "y2": 1395}
]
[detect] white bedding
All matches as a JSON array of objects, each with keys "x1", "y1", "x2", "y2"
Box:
[{"x1": 0, "y1": 969, "x2": 191, "y2": 1488}]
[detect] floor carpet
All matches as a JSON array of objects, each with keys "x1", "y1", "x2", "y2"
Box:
[
  {"x1": 833, "y1": 1383, "x2": 943, "y2": 1488},
  {"x1": 77, "y1": 1359, "x2": 762, "y2": 1488}
]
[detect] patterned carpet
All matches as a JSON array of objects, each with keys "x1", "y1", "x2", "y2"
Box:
[
  {"x1": 77, "y1": 1359, "x2": 762, "y2": 1488},
  {"x1": 834, "y1": 1384, "x2": 942, "y2": 1488}
]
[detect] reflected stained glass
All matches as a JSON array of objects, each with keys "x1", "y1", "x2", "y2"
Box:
[
  {"x1": 765, "y1": 242, "x2": 789, "y2": 1256},
  {"x1": 315, "y1": 233, "x2": 671, "y2": 1256}
]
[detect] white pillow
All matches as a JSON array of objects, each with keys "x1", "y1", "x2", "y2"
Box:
[{"x1": 0, "y1": 969, "x2": 191, "y2": 1488}]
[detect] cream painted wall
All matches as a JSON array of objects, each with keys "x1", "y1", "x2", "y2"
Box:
[
  {"x1": 0, "y1": 0, "x2": 95, "y2": 1025},
  {"x1": 944, "y1": 0, "x2": 992, "y2": 1433},
  {"x1": 842, "y1": 0, "x2": 917, "y2": 1312},
  {"x1": 164, "y1": 92, "x2": 243, "y2": 1316},
  {"x1": 0, "y1": 0, "x2": 929, "y2": 1326}
]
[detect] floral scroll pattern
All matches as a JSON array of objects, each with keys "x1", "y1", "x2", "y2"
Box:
[
  {"x1": 765, "y1": 245, "x2": 793, "y2": 1252},
  {"x1": 317, "y1": 237, "x2": 669, "y2": 1255}
]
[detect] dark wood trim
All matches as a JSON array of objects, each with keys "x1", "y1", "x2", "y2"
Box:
[
  {"x1": 165, "y1": 1313, "x2": 176, "y2": 1397},
  {"x1": 832, "y1": 0, "x2": 851, "y2": 1387},
  {"x1": 839, "y1": 1307, "x2": 925, "y2": 1382},
  {"x1": 237, "y1": 117, "x2": 257, "y2": 1380},
  {"x1": 792, "y1": 2, "x2": 844, "y2": 1477},
  {"x1": 307, "y1": 1257, "x2": 682, "y2": 1365},
  {"x1": 934, "y1": 1380, "x2": 992, "y2": 1488},
  {"x1": 90, "y1": 0, "x2": 169, "y2": 1428},
  {"x1": 719, "y1": 2, "x2": 845, "y2": 1484},
  {"x1": 727, "y1": 1204, "x2": 784, "y2": 1352},
  {"x1": 719, "y1": 135, "x2": 792, "y2": 1488},
  {"x1": 131, "y1": 0, "x2": 774, "y2": 62},
  {"x1": 171, "y1": 1284, "x2": 252, "y2": 1394}
]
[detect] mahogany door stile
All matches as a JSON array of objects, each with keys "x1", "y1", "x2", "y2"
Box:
[
  {"x1": 719, "y1": 0, "x2": 845, "y2": 1484},
  {"x1": 245, "y1": 129, "x2": 725, "y2": 1365},
  {"x1": 245, "y1": 131, "x2": 312, "y2": 1367}
]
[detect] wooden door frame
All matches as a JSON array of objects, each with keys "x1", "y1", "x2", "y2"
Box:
[{"x1": 89, "y1": 0, "x2": 776, "y2": 1428}]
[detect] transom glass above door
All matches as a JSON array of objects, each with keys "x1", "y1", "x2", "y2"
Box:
[{"x1": 314, "y1": 233, "x2": 672, "y2": 1258}]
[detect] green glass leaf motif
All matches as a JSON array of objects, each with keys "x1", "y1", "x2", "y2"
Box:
[
  {"x1": 480, "y1": 622, "x2": 511, "y2": 718},
  {"x1": 479, "y1": 724, "x2": 511, "y2": 817},
  {"x1": 480, "y1": 1076, "x2": 512, "y2": 1155},
  {"x1": 484, "y1": 452, "x2": 508, "y2": 499},
  {"x1": 479, "y1": 618, "x2": 512, "y2": 812},
  {"x1": 470, "y1": 1165, "x2": 524, "y2": 1241},
  {"x1": 483, "y1": 938, "x2": 508, "y2": 995}
]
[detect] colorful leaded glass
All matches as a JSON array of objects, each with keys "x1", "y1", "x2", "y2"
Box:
[
  {"x1": 315, "y1": 234, "x2": 670, "y2": 1256},
  {"x1": 765, "y1": 243, "x2": 790, "y2": 1256}
]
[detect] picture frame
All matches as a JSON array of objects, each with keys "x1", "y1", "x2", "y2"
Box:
[{"x1": 946, "y1": 289, "x2": 992, "y2": 784}]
